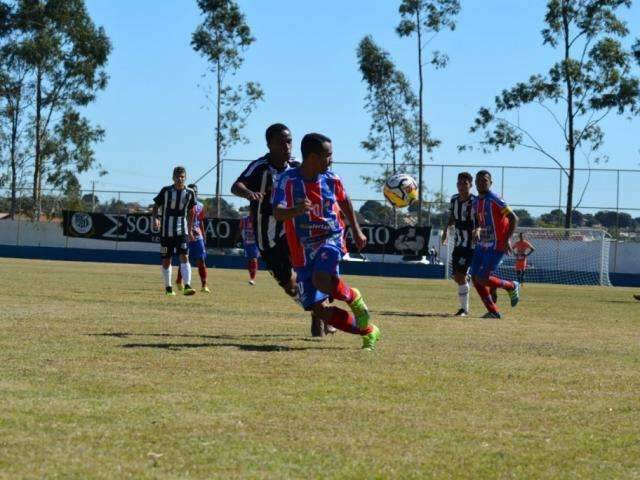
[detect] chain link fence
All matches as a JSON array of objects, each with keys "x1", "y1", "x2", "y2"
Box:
[{"x1": 2, "y1": 160, "x2": 639, "y2": 273}]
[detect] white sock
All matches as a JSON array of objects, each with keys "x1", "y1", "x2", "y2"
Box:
[
  {"x1": 458, "y1": 282, "x2": 469, "y2": 312},
  {"x1": 180, "y1": 262, "x2": 192, "y2": 286},
  {"x1": 162, "y1": 265, "x2": 172, "y2": 288}
]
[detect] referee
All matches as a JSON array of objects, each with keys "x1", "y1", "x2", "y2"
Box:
[
  {"x1": 231, "y1": 123, "x2": 333, "y2": 337},
  {"x1": 152, "y1": 166, "x2": 197, "y2": 296}
]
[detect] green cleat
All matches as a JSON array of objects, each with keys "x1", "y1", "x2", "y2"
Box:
[
  {"x1": 508, "y1": 281, "x2": 520, "y2": 307},
  {"x1": 361, "y1": 325, "x2": 381, "y2": 351},
  {"x1": 349, "y1": 288, "x2": 370, "y2": 329},
  {"x1": 165, "y1": 287, "x2": 176, "y2": 296},
  {"x1": 176, "y1": 282, "x2": 184, "y2": 292},
  {"x1": 183, "y1": 285, "x2": 196, "y2": 296},
  {"x1": 201, "y1": 286, "x2": 211, "y2": 293}
]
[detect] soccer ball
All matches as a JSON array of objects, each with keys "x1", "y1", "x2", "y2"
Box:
[{"x1": 383, "y1": 173, "x2": 418, "y2": 208}]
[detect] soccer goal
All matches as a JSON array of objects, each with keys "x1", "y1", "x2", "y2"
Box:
[{"x1": 445, "y1": 227, "x2": 612, "y2": 286}]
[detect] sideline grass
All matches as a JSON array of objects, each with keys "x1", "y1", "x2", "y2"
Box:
[{"x1": 1, "y1": 258, "x2": 639, "y2": 479}]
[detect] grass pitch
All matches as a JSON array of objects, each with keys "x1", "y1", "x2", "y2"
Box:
[{"x1": 1, "y1": 258, "x2": 639, "y2": 479}]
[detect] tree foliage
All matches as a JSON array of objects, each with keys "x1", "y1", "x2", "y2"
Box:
[
  {"x1": 191, "y1": 0, "x2": 263, "y2": 216},
  {"x1": 357, "y1": 35, "x2": 420, "y2": 191},
  {"x1": 396, "y1": 0, "x2": 460, "y2": 226},
  {"x1": 0, "y1": 0, "x2": 111, "y2": 219},
  {"x1": 466, "y1": 0, "x2": 640, "y2": 229}
]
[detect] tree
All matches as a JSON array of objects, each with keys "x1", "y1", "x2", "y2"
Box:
[
  {"x1": 359, "y1": 199, "x2": 395, "y2": 225},
  {"x1": 539, "y1": 208, "x2": 564, "y2": 226},
  {"x1": 595, "y1": 210, "x2": 632, "y2": 229},
  {"x1": 191, "y1": 0, "x2": 264, "y2": 218},
  {"x1": 6, "y1": 0, "x2": 111, "y2": 220},
  {"x1": 357, "y1": 35, "x2": 419, "y2": 189},
  {"x1": 201, "y1": 195, "x2": 240, "y2": 219},
  {"x1": 468, "y1": 0, "x2": 640, "y2": 229},
  {"x1": 397, "y1": 0, "x2": 460, "y2": 226},
  {"x1": 0, "y1": 0, "x2": 32, "y2": 219},
  {"x1": 513, "y1": 208, "x2": 535, "y2": 227}
]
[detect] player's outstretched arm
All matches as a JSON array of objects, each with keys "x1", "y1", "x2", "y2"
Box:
[
  {"x1": 338, "y1": 197, "x2": 367, "y2": 252},
  {"x1": 231, "y1": 180, "x2": 263, "y2": 202}
]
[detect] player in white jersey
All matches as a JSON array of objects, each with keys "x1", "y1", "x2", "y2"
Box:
[{"x1": 442, "y1": 172, "x2": 475, "y2": 316}]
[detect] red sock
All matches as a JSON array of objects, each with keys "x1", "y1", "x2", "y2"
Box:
[
  {"x1": 198, "y1": 262, "x2": 207, "y2": 287},
  {"x1": 176, "y1": 267, "x2": 182, "y2": 284},
  {"x1": 486, "y1": 276, "x2": 514, "y2": 291},
  {"x1": 473, "y1": 280, "x2": 499, "y2": 314},
  {"x1": 331, "y1": 277, "x2": 354, "y2": 303},
  {"x1": 248, "y1": 258, "x2": 258, "y2": 280},
  {"x1": 325, "y1": 307, "x2": 371, "y2": 335}
]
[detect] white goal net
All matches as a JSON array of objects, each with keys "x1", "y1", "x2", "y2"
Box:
[{"x1": 445, "y1": 227, "x2": 612, "y2": 286}]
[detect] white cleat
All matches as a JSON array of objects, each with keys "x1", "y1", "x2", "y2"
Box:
[{"x1": 248, "y1": 280, "x2": 255, "y2": 286}]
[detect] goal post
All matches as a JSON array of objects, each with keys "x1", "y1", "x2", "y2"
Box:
[{"x1": 444, "y1": 227, "x2": 612, "y2": 286}]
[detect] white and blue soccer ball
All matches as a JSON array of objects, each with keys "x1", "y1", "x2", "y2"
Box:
[{"x1": 383, "y1": 173, "x2": 418, "y2": 208}]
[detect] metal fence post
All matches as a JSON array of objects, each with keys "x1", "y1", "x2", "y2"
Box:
[
  {"x1": 501, "y1": 166, "x2": 505, "y2": 198},
  {"x1": 613, "y1": 170, "x2": 620, "y2": 272}
]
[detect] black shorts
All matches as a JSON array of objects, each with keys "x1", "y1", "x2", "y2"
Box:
[
  {"x1": 160, "y1": 235, "x2": 189, "y2": 259},
  {"x1": 260, "y1": 236, "x2": 293, "y2": 288},
  {"x1": 451, "y1": 246, "x2": 474, "y2": 274}
]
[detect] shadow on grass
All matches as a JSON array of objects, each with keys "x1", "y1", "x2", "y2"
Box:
[
  {"x1": 87, "y1": 332, "x2": 346, "y2": 352},
  {"x1": 88, "y1": 332, "x2": 300, "y2": 341},
  {"x1": 601, "y1": 299, "x2": 640, "y2": 304},
  {"x1": 372, "y1": 310, "x2": 452, "y2": 318},
  {"x1": 120, "y1": 342, "x2": 336, "y2": 352}
]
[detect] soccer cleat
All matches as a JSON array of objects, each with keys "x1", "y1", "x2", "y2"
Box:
[
  {"x1": 176, "y1": 282, "x2": 184, "y2": 292},
  {"x1": 482, "y1": 311, "x2": 502, "y2": 319},
  {"x1": 249, "y1": 280, "x2": 255, "y2": 286},
  {"x1": 324, "y1": 323, "x2": 337, "y2": 335},
  {"x1": 454, "y1": 309, "x2": 468, "y2": 317},
  {"x1": 348, "y1": 288, "x2": 370, "y2": 329},
  {"x1": 508, "y1": 281, "x2": 520, "y2": 307},
  {"x1": 361, "y1": 325, "x2": 381, "y2": 351},
  {"x1": 165, "y1": 287, "x2": 176, "y2": 296},
  {"x1": 183, "y1": 284, "x2": 196, "y2": 296},
  {"x1": 634, "y1": 295, "x2": 640, "y2": 301},
  {"x1": 201, "y1": 286, "x2": 211, "y2": 293}
]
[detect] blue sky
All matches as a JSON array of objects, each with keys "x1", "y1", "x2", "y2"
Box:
[{"x1": 80, "y1": 0, "x2": 640, "y2": 216}]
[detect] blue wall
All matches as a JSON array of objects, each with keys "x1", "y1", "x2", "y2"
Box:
[{"x1": 1, "y1": 245, "x2": 638, "y2": 287}]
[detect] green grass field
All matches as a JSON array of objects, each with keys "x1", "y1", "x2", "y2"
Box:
[{"x1": 1, "y1": 258, "x2": 639, "y2": 479}]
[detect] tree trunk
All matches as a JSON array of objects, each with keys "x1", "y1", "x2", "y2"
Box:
[
  {"x1": 416, "y1": 8, "x2": 424, "y2": 227},
  {"x1": 215, "y1": 63, "x2": 222, "y2": 218},
  {"x1": 562, "y1": 3, "x2": 574, "y2": 230},
  {"x1": 33, "y1": 67, "x2": 43, "y2": 221},
  {"x1": 9, "y1": 93, "x2": 20, "y2": 219}
]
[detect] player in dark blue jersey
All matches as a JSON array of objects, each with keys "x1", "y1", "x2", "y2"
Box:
[{"x1": 273, "y1": 133, "x2": 381, "y2": 350}]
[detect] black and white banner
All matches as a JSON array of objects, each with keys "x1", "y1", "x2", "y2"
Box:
[{"x1": 62, "y1": 211, "x2": 431, "y2": 255}]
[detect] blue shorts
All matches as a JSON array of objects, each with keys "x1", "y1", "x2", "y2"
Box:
[
  {"x1": 294, "y1": 244, "x2": 342, "y2": 310},
  {"x1": 470, "y1": 248, "x2": 504, "y2": 278},
  {"x1": 188, "y1": 237, "x2": 207, "y2": 261},
  {"x1": 243, "y1": 243, "x2": 259, "y2": 259}
]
